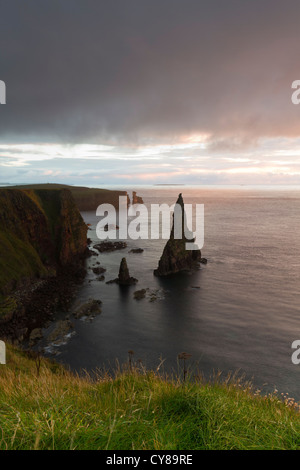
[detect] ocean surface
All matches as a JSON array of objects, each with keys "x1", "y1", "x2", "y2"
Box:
[{"x1": 45, "y1": 186, "x2": 300, "y2": 399}]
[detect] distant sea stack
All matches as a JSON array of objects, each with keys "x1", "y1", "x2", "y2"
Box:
[
  {"x1": 154, "y1": 193, "x2": 201, "y2": 276},
  {"x1": 132, "y1": 191, "x2": 144, "y2": 205}
]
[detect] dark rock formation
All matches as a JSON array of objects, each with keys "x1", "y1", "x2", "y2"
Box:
[
  {"x1": 107, "y1": 258, "x2": 138, "y2": 285},
  {"x1": 92, "y1": 266, "x2": 106, "y2": 275},
  {"x1": 118, "y1": 258, "x2": 138, "y2": 285},
  {"x1": 46, "y1": 319, "x2": 74, "y2": 343},
  {"x1": 29, "y1": 327, "x2": 43, "y2": 346},
  {"x1": 132, "y1": 191, "x2": 144, "y2": 205},
  {"x1": 73, "y1": 299, "x2": 102, "y2": 319},
  {"x1": 133, "y1": 289, "x2": 147, "y2": 300},
  {"x1": 128, "y1": 248, "x2": 144, "y2": 254},
  {"x1": 93, "y1": 241, "x2": 127, "y2": 253},
  {"x1": 154, "y1": 193, "x2": 201, "y2": 276}
]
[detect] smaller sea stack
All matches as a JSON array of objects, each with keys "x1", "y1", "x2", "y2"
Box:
[
  {"x1": 116, "y1": 258, "x2": 138, "y2": 285},
  {"x1": 132, "y1": 191, "x2": 144, "y2": 204}
]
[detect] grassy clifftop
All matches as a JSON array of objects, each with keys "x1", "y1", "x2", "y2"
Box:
[
  {"x1": 6, "y1": 183, "x2": 129, "y2": 211},
  {"x1": 1, "y1": 344, "x2": 300, "y2": 450},
  {"x1": 0, "y1": 188, "x2": 87, "y2": 300}
]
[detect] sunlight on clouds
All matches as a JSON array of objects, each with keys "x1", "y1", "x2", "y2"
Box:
[
  {"x1": 223, "y1": 158, "x2": 257, "y2": 163},
  {"x1": 182, "y1": 133, "x2": 211, "y2": 145},
  {"x1": 1, "y1": 136, "x2": 300, "y2": 185},
  {"x1": 225, "y1": 166, "x2": 300, "y2": 175}
]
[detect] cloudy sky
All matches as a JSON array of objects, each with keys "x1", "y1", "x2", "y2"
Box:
[{"x1": 1, "y1": 0, "x2": 300, "y2": 186}]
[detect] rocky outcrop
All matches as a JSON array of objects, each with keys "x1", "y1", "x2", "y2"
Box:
[
  {"x1": 133, "y1": 289, "x2": 147, "y2": 300},
  {"x1": 50, "y1": 189, "x2": 88, "y2": 266},
  {"x1": 118, "y1": 258, "x2": 136, "y2": 285},
  {"x1": 46, "y1": 319, "x2": 74, "y2": 343},
  {"x1": 92, "y1": 266, "x2": 106, "y2": 275},
  {"x1": 107, "y1": 258, "x2": 138, "y2": 286},
  {"x1": 154, "y1": 193, "x2": 201, "y2": 276},
  {"x1": 29, "y1": 328, "x2": 43, "y2": 346},
  {"x1": 132, "y1": 191, "x2": 144, "y2": 205},
  {"x1": 94, "y1": 241, "x2": 127, "y2": 252},
  {"x1": 73, "y1": 299, "x2": 102, "y2": 320}
]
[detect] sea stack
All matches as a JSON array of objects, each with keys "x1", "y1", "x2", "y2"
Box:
[
  {"x1": 132, "y1": 191, "x2": 144, "y2": 204},
  {"x1": 118, "y1": 257, "x2": 138, "y2": 285},
  {"x1": 154, "y1": 193, "x2": 201, "y2": 276}
]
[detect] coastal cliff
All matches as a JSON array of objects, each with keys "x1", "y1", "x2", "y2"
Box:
[
  {"x1": 6, "y1": 183, "x2": 130, "y2": 211},
  {"x1": 154, "y1": 193, "x2": 201, "y2": 276},
  {"x1": 0, "y1": 188, "x2": 87, "y2": 336}
]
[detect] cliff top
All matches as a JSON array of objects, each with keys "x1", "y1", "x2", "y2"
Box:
[{"x1": 2, "y1": 183, "x2": 129, "y2": 210}]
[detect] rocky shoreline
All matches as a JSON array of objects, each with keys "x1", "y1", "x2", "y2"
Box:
[{"x1": 0, "y1": 255, "x2": 88, "y2": 345}]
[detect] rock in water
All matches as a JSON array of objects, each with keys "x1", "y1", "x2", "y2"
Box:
[
  {"x1": 128, "y1": 248, "x2": 144, "y2": 253},
  {"x1": 132, "y1": 191, "x2": 144, "y2": 204},
  {"x1": 154, "y1": 193, "x2": 201, "y2": 276},
  {"x1": 106, "y1": 257, "x2": 138, "y2": 285},
  {"x1": 118, "y1": 257, "x2": 138, "y2": 285},
  {"x1": 133, "y1": 289, "x2": 147, "y2": 300}
]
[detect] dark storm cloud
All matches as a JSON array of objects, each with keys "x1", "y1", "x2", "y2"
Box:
[{"x1": 1, "y1": 0, "x2": 300, "y2": 145}]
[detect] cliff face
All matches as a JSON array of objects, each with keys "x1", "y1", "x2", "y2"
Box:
[
  {"x1": 0, "y1": 188, "x2": 87, "y2": 297},
  {"x1": 154, "y1": 194, "x2": 201, "y2": 276}
]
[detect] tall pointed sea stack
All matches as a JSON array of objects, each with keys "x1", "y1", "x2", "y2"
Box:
[
  {"x1": 154, "y1": 193, "x2": 201, "y2": 276},
  {"x1": 118, "y1": 257, "x2": 138, "y2": 285}
]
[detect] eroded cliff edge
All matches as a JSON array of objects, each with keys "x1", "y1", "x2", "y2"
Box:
[{"x1": 0, "y1": 188, "x2": 88, "y2": 339}]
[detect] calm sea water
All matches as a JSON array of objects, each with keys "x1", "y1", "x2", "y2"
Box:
[{"x1": 49, "y1": 186, "x2": 300, "y2": 399}]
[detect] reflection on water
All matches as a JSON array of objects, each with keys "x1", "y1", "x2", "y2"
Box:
[{"x1": 49, "y1": 186, "x2": 300, "y2": 399}]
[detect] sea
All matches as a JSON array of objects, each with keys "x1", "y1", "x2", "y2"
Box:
[{"x1": 43, "y1": 185, "x2": 300, "y2": 400}]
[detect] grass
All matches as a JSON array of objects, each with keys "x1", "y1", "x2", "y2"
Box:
[
  {"x1": 0, "y1": 187, "x2": 87, "y2": 298},
  {"x1": 0, "y1": 230, "x2": 47, "y2": 300},
  {"x1": 0, "y1": 345, "x2": 300, "y2": 450}
]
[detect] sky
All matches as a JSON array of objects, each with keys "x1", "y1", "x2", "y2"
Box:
[{"x1": 1, "y1": 0, "x2": 300, "y2": 186}]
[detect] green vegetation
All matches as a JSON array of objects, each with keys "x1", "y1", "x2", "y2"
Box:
[
  {"x1": 1, "y1": 344, "x2": 300, "y2": 450},
  {"x1": 0, "y1": 183, "x2": 126, "y2": 302},
  {"x1": 0, "y1": 230, "x2": 47, "y2": 299},
  {"x1": 0, "y1": 188, "x2": 87, "y2": 302}
]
